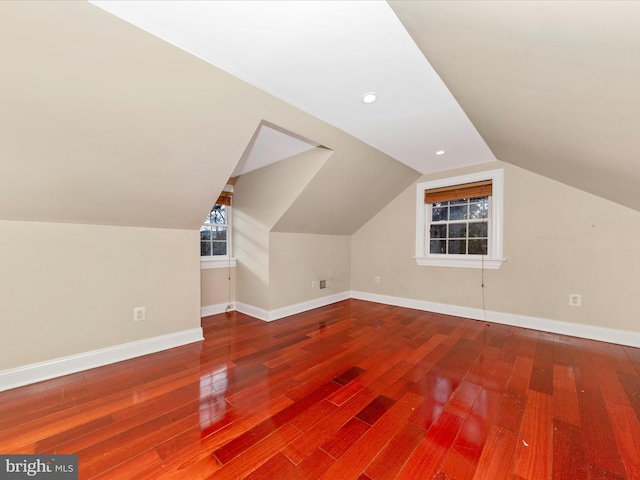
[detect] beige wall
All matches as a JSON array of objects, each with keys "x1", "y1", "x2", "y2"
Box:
[
  {"x1": 351, "y1": 161, "x2": 640, "y2": 333},
  {"x1": 233, "y1": 148, "x2": 331, "y2": 310},
  {"x1": 269, "y1": 232, "x2": 350, "y2": 310},
  {"x1": 0, "y1": 220, "x2": 200, "y2": 370},
  {"x1": 200, "y1": 267, "x2": 235, "y2": 308}
]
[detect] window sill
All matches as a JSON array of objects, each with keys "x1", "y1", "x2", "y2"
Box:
[
  {"x1": 414, "y1": 256, "x2": 505, "y2": 269},
  {"x1": 201, "y1": 257, "x2": 236, "y2": 270}
]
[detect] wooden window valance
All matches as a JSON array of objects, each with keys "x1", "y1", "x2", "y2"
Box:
[
  {"x1": 216, "y1": 191, "x2": 233, "y2": 206},
  {"x1": 424, "y1": 180, "x2": 492, "y2": 204}
]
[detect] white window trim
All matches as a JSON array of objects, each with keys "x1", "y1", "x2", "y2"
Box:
[
  {"x1": 201, "y1": 192, "x2": 236, "y2": 270},
  {"x1": 415, "y1": 168, "x2": 505, "y2": 269},
  {"x1": 201, "y1": 257, "x2": 236, "y2": 269}
]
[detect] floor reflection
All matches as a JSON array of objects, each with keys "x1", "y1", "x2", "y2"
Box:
[{"x1": 199, "y1": 366, "x2": 230, "y2": 436}]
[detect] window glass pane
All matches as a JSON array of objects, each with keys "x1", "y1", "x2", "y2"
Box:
[
  {"x1": 209, "y1": 205, "x2": 226, "y2": 224},
  {"x1": 200, "y1": 242, "x2": 211, "y2": 256},
  {"x1": 449, "y1": 205, "x2": 468, "y2": 220},
  {"x1": 430, "y1": 225, "x2": 446, "y2": 238},
  {"x1": 468, "y1": 239, "x2": 487, "y2": 255},
  {"x1": 449, "y1": 223, "x2": 467, "y2": 238},
  {"x1": 212, "y1": 242, "x2": 227, "y2": 256},
  {"x1": 212, "y1": 227, "x2": 227, "y2": 241},
  {"x1": 468, "y1": 222, "x2": 488, "y2": 238},
  {"x1": 200, "y1": 226, "x2": 211, "y2": 240},
  {"x1": 450, "y1": 198, "x2": 468, "y2": 205},
  {"x1": 430, "y1": 239, "x2": 446, "y2": 254},
  {"x1": 448, "y1": 239, "x2": 466, "y2": 254},
  {"x1": 432, "y1": 206, "x2": 448, "y2": 222},
  {"x1": 469, "y1": 199, "x2": 488, "y2": 219}
]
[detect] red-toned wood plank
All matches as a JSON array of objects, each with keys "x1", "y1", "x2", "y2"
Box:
[
  {"x1": 470, "y1": 424, "x2": 518, "y2": 480},
  {"x1": 89, "y1": 448, "x2": 163, "y2": 480},
  {"x1": 552, "y1": 386, "x2": 582, "y2": 426},
  {"x1": 318, "y1": 391, "x2": 424, "y2": 479},
  {"x1": 327, "y1": 381, "x2": 365, "y2": 407},
  {"x1": 208, "y1": 423, "x2": 302, "y2": 480},
  {"x1": 513, "y1": 390, "x2": 552, "y2": 479},
  {"x1": 505, "y1": 356, "x2": 534, "y2": 398},
  {"x1": 333, "y1": 367, "x2": 365, "y2": 385},
  {"x1": 213, "y1": 380, "x2": 340, "y2": 464},
  {"x1": 408, "y1": 393, "x2": 445, "y2": 431},
  {"x1": 444, "y1": 380, "x2": 482, "y2": 419},
  {"x1": 396, "y1": 411, "x2": 464, "y2": 479},
  {"x1": 553, "y1": 364, "x2": 577, "y2": 392},
  {"x1": 440, "y1": 388, "x2": 501, "y2": 480},
  {"x1": 596, "y1": 365, "x2": 632, "y2": 406},
  {"x1": 604, "y1": 402, "x2": 640, "y2": 479},
  {"x1": 618, "y1": 371, "x2": 640, "y2": 422},
  {"x1": 439, "y1": 446, "x2": 477, "y2": 480},
  {"x1": 243, "y1": 452, "x2": 295, "y2": 480},
  {"x1": 283, "y1": 448, "x2": 335, "y2": 480},
  {"x1": 281, "y1": 388, "x2": 376, "y2": 465},
  {"x1": 320, "y1": 418, "x2": 370, "y2": 459},
  {"x1": 588, "y1": 464, "x2": 627, "y2": 480},
  {"x1": 578, "y1": 388, "x2": 627, "y2": 477},
  {"x1": 529, "y1": 365, "x2": 554, "y2": 396},
  {"x1": 289, "y1": 399, "x2": 337, "y2": 432},
  {"x1": 552, "y1": 419, "x2": 588, "y2": 480},
  {"x1": 493, "y1": 394, "x2": 526, "y2": 433},
  {"x1": 363, "y1": 422, "x2": 424, "y2": 480},
  {"x1": 355, "y1": 395, "x2": 395, "y2": 426}
]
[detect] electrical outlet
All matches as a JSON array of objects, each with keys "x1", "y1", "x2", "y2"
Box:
[
  {"x1": 374, "y1": 276, "x2": 380, "y2": 285},
  {"x1": 311, "y1": 281, "x2": 317, "y2": 290},
  {"x1": 569, "y1": 294, "x2": 581, "y2": 307},
  {"x1": 133, "y1": 306, "x2": 146, "y2": 322}
]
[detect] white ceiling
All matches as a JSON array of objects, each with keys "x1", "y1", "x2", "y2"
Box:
[
  {"x1": 90, "y1": 0, "x2": 496, "y2": 175},
  {"x1": 231, "y1": 122, "x2": 320, "y2": 177}
]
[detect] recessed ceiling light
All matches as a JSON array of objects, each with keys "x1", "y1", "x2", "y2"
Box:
[
  {"x1": 435, "y1": 150, "x2": 446, "y2": 156},
  {"x1": 361, "y1": 92, "x2": 377, "y2": 104}
]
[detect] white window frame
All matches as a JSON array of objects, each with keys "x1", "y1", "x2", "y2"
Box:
[
  {"x1": 201, "y1": 203, "x2": 236, "y2": 270},
  {"x1": 415, "y1": 168, "x2": 505, "y2": 269}
]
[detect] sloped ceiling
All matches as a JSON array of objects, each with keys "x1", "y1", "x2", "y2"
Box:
[
  {"x1": 390, "y1": 0, "x2": 640, "y2": 212},
  {"x1": 0, "y1": 1, "x2": 419, "y2": 233},
  {"x1": 5, "y1": 1, "x2": 636, "y2": 237},
  {"x1": 89, "y1": 0, "x2": 495, "y2": 175}
]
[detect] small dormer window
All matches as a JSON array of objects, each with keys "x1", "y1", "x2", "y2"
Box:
[{"x1": 200, "y1": 188, "x2": 235, "y2": 269}]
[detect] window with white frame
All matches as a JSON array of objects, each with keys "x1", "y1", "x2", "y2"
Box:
[
  {"x1": 415, "y1": 169, "x2": 504, "y2": 269},
  {"x1": 201, "y1": 203, "x2": 229, "y2": 256},
  {"x1": 200, "y1": 189, "x2": 235, "y2": 269}
]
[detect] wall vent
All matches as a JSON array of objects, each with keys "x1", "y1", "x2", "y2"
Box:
[{"x1": 319, "y1": 280, "x2": 327, "y2": 289}]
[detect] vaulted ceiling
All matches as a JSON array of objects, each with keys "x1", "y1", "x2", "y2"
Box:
[
  {"x1": 390, "y1": 0, "x2": 640, "y2": 212},
  {"x1": 1, "y1": 1, "x2": 638, "y2": 236},
  {"x1": 91, "y1": 0, "x2": 640, "y2": 213}
]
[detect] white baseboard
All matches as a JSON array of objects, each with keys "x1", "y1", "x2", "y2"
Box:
[
  {"x1": 235, "y1": 291, "x2": 351, "y2": 322},
  {"x1": 201, "y1": 303, "x2": 234, "y2": 317},
  {"x1": 0, "y1": 327, "x2": 204, "y2": 392},
  {"x1": 234, "y1": 302, "x2": 270, "y2": 321},
  {"x1": 7, "y1": 291, "x2": 638, "y2": 392},
  {"x1": 351, "y1": 290, "x2": 640, "y2": 348}
]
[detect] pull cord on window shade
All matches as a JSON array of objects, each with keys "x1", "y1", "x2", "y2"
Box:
[
  {"x1": 216, "y1": 191, "x2": 232, "y2": 206},
  {"x1": 424, "y1": 180, "x2": 492, "y2": 204}
]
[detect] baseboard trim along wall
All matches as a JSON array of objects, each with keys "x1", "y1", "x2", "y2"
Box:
[
  {"x1": 201, "y1": 303, "x2": 233, "y2": 317},
  {"x1": 351, "y1": 290, "x2": 640, "y2": 349},
  {"x1": 233, "y1": 291, "x2": 351, "y2": 322},
  {"x1": 0, "y1": 327, "x2": 204, "y2": 392},
  {"x1": 5, "y1": 288, "x2": 638, "y2": 391},
  {"x1": 209, "y1": 290, "x2": 640, "y2": 348}
]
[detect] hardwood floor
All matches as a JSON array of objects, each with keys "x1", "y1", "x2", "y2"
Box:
[{"x1": 1, "y1": 299, "x2": 639, "y2": 479}]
